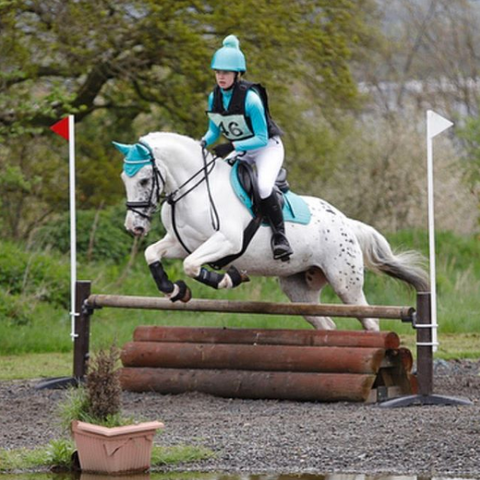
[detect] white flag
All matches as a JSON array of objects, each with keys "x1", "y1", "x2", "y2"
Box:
[{"x1": 427, "y1": 110, "x2": 453, "y2": 139}]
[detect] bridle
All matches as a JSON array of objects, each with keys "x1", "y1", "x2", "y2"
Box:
[
  {"x1": 125, "y1": 141, "x2": 220, "y2": 237},
  {"x1": 125, "y1": 142, "x2": 166, "y2": 220}
]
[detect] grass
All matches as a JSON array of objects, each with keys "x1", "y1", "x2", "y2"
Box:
[
  {"x1": 0, "y1": 353, "x2": 72, "y2": 381},
  {"x1": 0, "y1": 441, "x2": 214, "y2": 473},
  {"x1": 0, "y1": 229, "x2": 479, "y2": 361}
]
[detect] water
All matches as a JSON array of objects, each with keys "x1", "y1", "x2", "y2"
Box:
[{"x1": 1, "y1": 474, "x2": 478, "y2": 480}]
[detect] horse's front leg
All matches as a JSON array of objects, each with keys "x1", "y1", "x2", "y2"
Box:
[
  {"x1": 183, "y1": 232, "x2": 249, "y2": 290},
  {"x1": 145, "y1": 233, "x2": 192, "y2": 302}
]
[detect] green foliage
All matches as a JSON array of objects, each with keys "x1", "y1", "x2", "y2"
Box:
[
  {"x1": 34, "y1": 205, "x2": 134, "y2": 263},
  {"x1": 0, "y1": 137, "x2": 67, "y2": 240},
  {"x1": 151, "y1": 444, "x2": 214, "y2": 466},
  {"x1": 387, "y1": 230, "x2": 480, "y2": 278},
  {"x1": 0, "y1": 0, "x2": 378, "y2": 241},
  {"x1": 0, "y1": 353, "x2": 71, "y2": 381},
  {"x1": 0, "y1": 441, "x2": 213, "y2": 473},
  {"x1": 0, "y1": 446, "x2": 49, "y2": 472},
  {"x1": 457, "y1": 114, "x2": 480, "y2": 224},
  {"x1": 0, "y1": 0, "x2": 372, "y2": 133},
  {"x1": 44, "y1": 439, "x2": 76, "y2": 470},
  {"x1": 59, "y1": 385, "x2": 130, "y2": 431},
  {"x1": 0, "y1": 290, "x2": 33, "y2": 325},
  {"x1": 1, "y1": 229, "x2": 479, "y2": 358},
  {"x1": 58, "y1": 386, "x2": 90, "y2": 432},
  {"x1": 0, "y1": 438, "x2": 75, "y2": 471},
  {"x1": 0, "y1": 241, "x2": 69, "y2": 308},
  {"x1": 33, "y1": 203, "x2": 165, "y2": 262}
]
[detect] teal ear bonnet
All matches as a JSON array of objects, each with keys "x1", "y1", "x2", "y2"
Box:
[
  {"x1": 112, "y1": 141, "x2": 152, "y2": 177},
  {"x1": 211, "y1": 35, "x2": 246, "y2": 72}
]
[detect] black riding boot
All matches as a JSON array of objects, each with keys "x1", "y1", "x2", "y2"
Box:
[{"x1": 260, "y1": 193, "x2": 293, "y2": 261}]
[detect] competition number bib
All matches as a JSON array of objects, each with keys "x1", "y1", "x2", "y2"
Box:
[{"x1": 207, "y1": 113, "x2": 254, "y2": 141}]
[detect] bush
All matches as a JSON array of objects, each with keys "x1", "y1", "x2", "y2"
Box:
[
  {"x1": 59, "y1": 345, "x2": 130, "y2": 430},
  {"x1": 0, "y1": 290, "x2": 34, "y2": 325},
  {"x1": 33, "y1": 203, "x2": 165, "y2": 263},
  {"x1": 85, "y1": 345, "x2": 123, "y2": 421},
  {"x1": 0, "y1": 241, "x2": 69, "y2": 308}
]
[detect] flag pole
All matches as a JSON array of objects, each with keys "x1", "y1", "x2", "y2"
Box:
[
  {"x1": 380, "y1": 111, "x2": 472, "y2": 406},
  {"x1": 36, "y1": 115, "x2": 80, "y2": 389},
  {"x1": 426, "y1": 111, "x2": 438, "y2": 350},
  {"x1": 426, "y1": 110, "x2": 453, "y2": 351},
  {"x1": 69, "y1": 115, "x2": 78, "y2": 341}
]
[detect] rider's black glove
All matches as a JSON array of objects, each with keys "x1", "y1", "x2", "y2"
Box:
[
  {"x1": 213, "y1": 142, "x2": 234, "y2": 157},
  {"x1": 200, "y1": 139, "x2": 207, "y2": 149}
]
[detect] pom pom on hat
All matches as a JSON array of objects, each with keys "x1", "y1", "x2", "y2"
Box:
[
  {"x1": 222, "y1": 35, "x2": 240, "y2": 49},
  {"x1": 211, "y1": 34, "x2": 246, "y2": 72}
]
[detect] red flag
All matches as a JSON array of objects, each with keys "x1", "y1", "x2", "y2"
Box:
[{"x1": 50, "y1": 117, "x2": 69, "y2": 141}]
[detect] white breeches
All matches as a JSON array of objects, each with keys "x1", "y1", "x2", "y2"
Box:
[{"x1": 238, "y1": 136, "x2": 284, "y2": 199}]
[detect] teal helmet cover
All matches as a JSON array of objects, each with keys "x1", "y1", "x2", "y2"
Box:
[
  {"x1": 112, "y1": 141, "x2": 151, "y2": 177},
  {"x1": 211, "y1": 35, "x2": 246, "y2": 72}
]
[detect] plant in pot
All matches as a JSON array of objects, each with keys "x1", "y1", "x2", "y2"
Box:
[{"x1": 60, "y1": 345, "x2": 163, "y2": 474}]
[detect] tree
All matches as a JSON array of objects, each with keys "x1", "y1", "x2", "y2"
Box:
[
  {"x1": 0, "y1": 0, "x2": 377, "y2": 239},
  {"x1": 0, "y1": 0, "x2": 373, "y2": 135}
]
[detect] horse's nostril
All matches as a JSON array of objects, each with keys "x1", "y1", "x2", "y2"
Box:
[{"x1": 133, "y1": 226, "x2": 145, "y2": 236}]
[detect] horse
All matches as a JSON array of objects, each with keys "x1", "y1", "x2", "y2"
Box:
[{"x1": 115, "y1": 131, "x2": 429, "y2": 331}]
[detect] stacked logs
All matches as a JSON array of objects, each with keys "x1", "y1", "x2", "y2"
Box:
[{"x1": 120, "y1": 327, "x2": 416, "y2": 403}]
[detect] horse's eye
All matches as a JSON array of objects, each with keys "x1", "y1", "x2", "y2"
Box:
[{"x1": 140, "y1": 179, "x2": 150, "y2": 187}]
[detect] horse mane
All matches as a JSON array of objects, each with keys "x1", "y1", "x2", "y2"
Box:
[
  {"x1": 140, "y1": 131, "x2": 211, "y2": 170},
  {"x1": 140, "y1": 131, "x2": 199, "y2": 153}
]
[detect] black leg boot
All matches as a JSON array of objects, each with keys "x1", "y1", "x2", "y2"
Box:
[{"x1": 260, "y1": 193, "x2": 293, "y2": 261}]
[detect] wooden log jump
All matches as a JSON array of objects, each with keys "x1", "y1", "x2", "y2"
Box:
[
  {"x1": 87, "y1": 292, "x2": 417, "y2": 402},
  {"x1": 133, "y1": 325, "x2": 402, "y2": 349},
  {"x1": 67, "y1": 283, "x2": 469, "y2": 406},
  {"x1": 122, "y1": 370, "x2": 379, "y2": 403},
  {"x1": 120, "y1": 326, "x2": 415, "y2": 403}
]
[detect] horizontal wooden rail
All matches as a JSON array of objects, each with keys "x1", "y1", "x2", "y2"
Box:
[{"x1": 86, "y1": 294, "x2": 415, "y2": 321}]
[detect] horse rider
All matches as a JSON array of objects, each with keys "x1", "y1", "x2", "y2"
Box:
[{"x1": 201, "y1": 34, "x2": 293, "y2": 261}]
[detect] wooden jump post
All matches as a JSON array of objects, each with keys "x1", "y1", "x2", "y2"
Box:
[{"x1": 69, "y1": 280, "x2": 470, "y2": 406}]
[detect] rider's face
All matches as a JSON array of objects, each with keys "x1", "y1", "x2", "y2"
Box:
[{"x1": 215, "y1": 70, "x2": 236, "y2": 90}]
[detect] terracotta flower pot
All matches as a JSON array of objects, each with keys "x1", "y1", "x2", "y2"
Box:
[{"x1": 72, "y1": 420, "x2": 164, "y2": 474}]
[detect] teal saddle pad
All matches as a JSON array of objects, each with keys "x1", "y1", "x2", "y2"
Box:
[{"x1": 230, "y1": 161, "x2": 311, "y2": 225}]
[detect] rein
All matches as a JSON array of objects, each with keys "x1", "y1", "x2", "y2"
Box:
[{"x1": 168, "y1": 146, "x2": 220, "y2": 255}]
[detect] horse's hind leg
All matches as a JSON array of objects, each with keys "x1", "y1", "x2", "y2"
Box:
[
  {"x1": 325, "y1": 268, "x2": 380, "y2": 332},
  {"x1": 340, "y1": 288, "x2": 379, "y2": 331},
  {"x1": 279, "y1": 268, "x2": 336, "y2": 330}
]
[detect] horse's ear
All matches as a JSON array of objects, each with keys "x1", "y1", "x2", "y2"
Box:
[{"x1": 112, "y1": 141, "x2": 133, "y2": 157}]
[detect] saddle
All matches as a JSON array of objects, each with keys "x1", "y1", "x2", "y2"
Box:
[
  {"x1": 209, "y1": 159, "x2": 310, "y2": 270},
  {"x1": 235, "y1": 161, "x2": 290, "y2": 213}
]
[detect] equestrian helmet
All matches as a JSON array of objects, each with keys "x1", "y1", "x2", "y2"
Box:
[{"x1": 211, "y1": 35, "x2": 246, "y2": 72}]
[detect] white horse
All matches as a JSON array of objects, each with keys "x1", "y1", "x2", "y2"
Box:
[{"x1": 116, "y1": 132, "x2": 429, "y2": 331}]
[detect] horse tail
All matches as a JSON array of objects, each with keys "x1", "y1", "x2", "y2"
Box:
[{"x1": 349, "y1": 220, "x2": 430, "y2": 292}]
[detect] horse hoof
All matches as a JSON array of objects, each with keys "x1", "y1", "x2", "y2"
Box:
[
  {"x1": 240, "y1": 272, "x2": 250, "y2": 283},
  {"x1": 170, "y1": 280, "x2": 192, "y2": 302},
  {"x1": 180, "y1": 285, "x2": 192, "y2": 302}
]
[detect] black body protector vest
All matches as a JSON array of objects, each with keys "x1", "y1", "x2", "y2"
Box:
[{"x1": 207, "y1": 80, "x2": 283, "y2": 142}]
